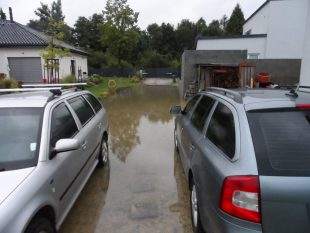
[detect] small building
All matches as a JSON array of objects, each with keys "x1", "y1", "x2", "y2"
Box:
[
  {"x1": 181, "y1": 0, "x2": 310, "y2": 97},
  {"x1": 0, "y1": 10, "x2": 88, "y2": 83}
]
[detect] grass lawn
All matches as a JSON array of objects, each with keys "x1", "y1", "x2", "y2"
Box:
[{"x1": 86, "y1": 77, "x2": 139, "y2": 97}]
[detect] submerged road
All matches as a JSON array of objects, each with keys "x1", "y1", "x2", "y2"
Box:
[{"x1": 60, "y1": 85, "x2": 192, "y2": 233}]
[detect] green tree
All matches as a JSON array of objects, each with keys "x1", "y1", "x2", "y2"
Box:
[
  {"x1": 51, "y1": 0, "x2": 64, "y2": 21},
  {"x1": 41, "y1": 19, "x2": 69, "y2": 73},
  {"x1": 220, "y1": 15, "x2": 228, "y2": 33},
  {"x1": 100, "y1": 0, "x2": 140, "y2": 67},
  {"x1": 28, "y1": 2, "x2": 51, "y2": 31},
  {"x1": 175, "y1": 19, "x2": 197, "y2": 53},
  {"x1": 206, "y1": 20, "x2": 223, "y2": 36},
  {"x1": 196, "y1": 17, "x2": 208, "y2": 36},
  {"x1": 225, "y1": 4, "x2": 245, "y2": 35},
  {"x1": 139, "y1": 50, "x2": 171, "y2": 68},
  {"x1": 74, "y1": 14, "x2": 105, "y2": 50},
  {"x1": 0, "y1": 8, "x2": 6, "y2": 20},
  {"x1": 28, "y1": 0, "x2": 73, "y2": 43}
]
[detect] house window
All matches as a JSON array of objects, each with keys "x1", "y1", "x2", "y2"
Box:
[
  {"x1": 70, "y1": 60, "x2": 76, "y2": 76},
  {"x1": 248, "y1": 53, "x2": 260, "y2": 59}
]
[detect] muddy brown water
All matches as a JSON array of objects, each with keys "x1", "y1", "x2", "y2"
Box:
[{"x1": 60, "y1": 85, "x2": 192, "y2": 233}]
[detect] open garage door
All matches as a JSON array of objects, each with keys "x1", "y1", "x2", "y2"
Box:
[{"x1": 8, "y1": 57, "x2": 42, "y2": 83}]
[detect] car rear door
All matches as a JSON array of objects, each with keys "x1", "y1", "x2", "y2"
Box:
[
  {"x1": 67, "y1": 96, "x2": 99, "y2": 173},
  {"x1": 247, "y1": 108, "x2": 310, "y2": 233},
  {"x1": 181, "y1": 95, "x2": 216, "y2": 173},
  {"x1": 177, "y1": 95, "x2": 200, "y2": 170}
]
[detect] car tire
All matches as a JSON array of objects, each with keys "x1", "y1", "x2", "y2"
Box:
[
  {"x1": 190, "y1": 180, "x2": 204, "y2": 233},
  {"x1": 25, "y1": 216, "x2": 55, "y2": 233},
  {"x1": 98, "y1": 136, "x2": 109, "y2": 168},
  {"x1": 174, "y1": 128, "x2": 179, "y2": 153}
]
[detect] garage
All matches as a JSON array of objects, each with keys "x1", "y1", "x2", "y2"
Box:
[{"x1": 8, "y1": 57, "x2": 42, "y2": 83}]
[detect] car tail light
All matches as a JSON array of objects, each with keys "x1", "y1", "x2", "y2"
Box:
[
  {"x1": 296, "y1": 104, "x2": 310, "y2": 110},
  {"x1": 219, "y1": 176, "x2": 261, "y2": 223}
]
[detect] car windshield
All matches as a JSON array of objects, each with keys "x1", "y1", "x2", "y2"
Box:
[
  {"x1": 247, "y1": 109, "x2": 310, "y2": 176},
  {"x1": 0, "y1": 108, "x2": 43, "y2": 171}
]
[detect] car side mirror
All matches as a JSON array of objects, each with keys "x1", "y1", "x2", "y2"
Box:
[
  {"x1": 50, "y1": 139, "x2": 80, "y2": 159},
  {"x1": 170, "y1": 105, "x2": 182, "y2": 115}
]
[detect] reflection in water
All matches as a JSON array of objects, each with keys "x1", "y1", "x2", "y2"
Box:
[
  {"x1": 105, "y1": 85, "x2": 180, "y2": 163},
  {"x1": 61, "y1": 84, "x2": 192, "y2": 233},
  {"x1": 172, "y1": 151, "x2": 193, "y2": 232},
  {"x1": 59, "y1": 163, "x2": 110, "y2": 233}
]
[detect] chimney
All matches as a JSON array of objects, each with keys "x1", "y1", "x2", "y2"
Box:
[{"x1": 9, "y1": 7, "x2": 13, "y2": 22}]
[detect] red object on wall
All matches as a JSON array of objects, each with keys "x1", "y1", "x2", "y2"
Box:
[{"x1": 257, "y1": 72, "x2": 270, "y2": 84}]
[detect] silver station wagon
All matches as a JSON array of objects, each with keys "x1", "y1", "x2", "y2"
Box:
[
  {"x1": 172, "y1": 87, "x2": 310, "y2": 233},
  {"x1": 0, "y1": 87, "x2": 108, "y2": 233}
]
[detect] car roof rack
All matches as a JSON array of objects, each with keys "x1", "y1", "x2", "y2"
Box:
[
  {"x1": 0, "y1": 83, "x2": 88, "y2": 100},
  {"x1": 206, "y1": 87, "x2": 243, "y2": 103},
  {"x1": 0, "y1": 87, "x2": 62, "y2": 93},
  {"x1": 297, "y1": 85, "x2": 310, "y2": 93},
  {"x1": 22, "y1": 83, "x2": 87, "y2": 89}
]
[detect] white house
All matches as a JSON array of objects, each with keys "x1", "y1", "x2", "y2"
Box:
[
  {"x1": 196, "y1": 0, "x2": 309, "y2": 60},
  {"x1": 300, "y1": 0, "x2": 310, "y2": 86},
  {"x1": 0, "y1": 11, "x2": 88, "y2": 83}
]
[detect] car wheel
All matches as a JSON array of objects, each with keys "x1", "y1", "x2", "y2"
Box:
[
  {"x1": 25, "y1": 216, "x2": 55, "y2": 233},
  {"x1": 174, "y1": 128, "x2": 179, "y2": 152},
  {"x1": 190, "y1": 181, "x2": 204, "y2": 233},
  {"x1": 98, "y1": 136, "x2": 109, "y2": 168}
]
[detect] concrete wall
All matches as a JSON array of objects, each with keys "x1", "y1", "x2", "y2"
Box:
[
  {"x1": 243, "y1": 2, "x2": 270, "y2": 35},
  {"x1": 0, "y1": 47, "x2": 88, "y2": 81},
  {"x1": 181, "y1": 50, "x2": 247, "y2": 97},
  {"x1": 300, "y1": 0, "x2": 310, "y2": 86},
  {"x1": 196, "y1": 37, "x2": 267, "y2": 58},
  {"x1": 250, "y1": 59, "x2": 301, "y2": 85}
]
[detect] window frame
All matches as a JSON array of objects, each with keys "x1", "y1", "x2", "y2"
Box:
[
  {"x1": 190, "y1": 95, "x2": 215, "y2": 132},
  {"x1": 48, "y1": 101, "x2": 80, "y2": 153},
  {"x1": 203, "y1": 96, "x2": 241, "y2": 162},
  {"x1": 82, "y1": 93, "x2": 102, "y2": 113},
  {"x1": 183, "y1": 95, "x2": 202, "y2": 119},
  {"x1": 67, "y1": 95, "x2": 96, "y2": 127}
]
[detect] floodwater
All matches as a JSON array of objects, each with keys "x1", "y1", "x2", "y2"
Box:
[{"x1": 60, "y1": 85, "x2": 192, "y2": 233}]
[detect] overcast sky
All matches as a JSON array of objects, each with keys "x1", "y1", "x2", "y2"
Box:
[{"x1": 0, "y1": 0, "x2": 265, "y2": 29}]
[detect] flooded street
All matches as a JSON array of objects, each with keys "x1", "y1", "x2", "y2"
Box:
[{"x1": 60, "y1": 85, "x2": 193, "y2": 233}]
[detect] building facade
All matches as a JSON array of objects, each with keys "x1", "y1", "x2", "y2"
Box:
[
  {"x1": 300, "y1": 0, "x2": 310, "y2": 86},
  {"x1": 0, "y1": 14, "x2": 88, "y2": 83},
  {"x1": 197, "y1": 0, "x2": 309, "y2": 60}
]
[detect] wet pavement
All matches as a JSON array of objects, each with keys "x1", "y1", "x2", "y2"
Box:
[{"x1": 60, "y1": 85, "x2": 192, "y2": 233}]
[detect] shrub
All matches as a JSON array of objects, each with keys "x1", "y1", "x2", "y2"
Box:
[
  {"x1": 130, "y1": 75, "x2": 140, "y2": 83},
  {"x1": 0, "y1": 79, "x2": 19, "y2": 88},
  {"x1": 0, "y1": 73, "x2": 6, "y2": 81},
  {"x1": 86, "y1": 81, "x2": 95, "y2": 87},
  {"x1": 61, "y1": 75, "x2": 76, "y2": 84},
  {"x1": 99, "y1": 91, "x2": 110, "y2": 100},
  {"x1": 108, "y1": 79, "x2": 117, "y2": 90},
  {"x1": 89, "y1": 74, "x2": 102, "y2": 85}
]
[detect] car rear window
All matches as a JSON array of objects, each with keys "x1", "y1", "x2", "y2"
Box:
[
  {"x1": 248, "y1": 109, "x2": 310, "y2": 176},
  {"x1": 206, "y1": 102, "x2": 236, "y2": 159}
]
